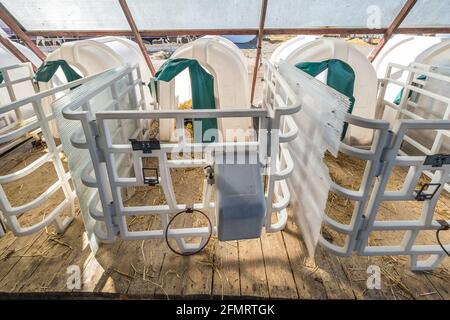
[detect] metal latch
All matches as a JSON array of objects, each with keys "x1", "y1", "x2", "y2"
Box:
[
  {"x1": 414, "y1": 183, "x2": 441, "y2": 201},
  {"x1": 423, "y1": 154, "x2": 450, "y2": 167},
  {"x1": 129, "y1": 138, "x2": 160, "y2": 154},
  {"x1": 142, "y1": 167, "x2": 159, "y2": 186}
]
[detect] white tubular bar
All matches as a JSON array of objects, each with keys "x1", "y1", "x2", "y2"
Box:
[{"x1": 6, "y1": 198, "x2": 71, "y2": 236}]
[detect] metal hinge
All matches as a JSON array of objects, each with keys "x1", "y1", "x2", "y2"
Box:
[
  {"x1": 94, "y1": 136, "x2": 106, "y2": 162},
  {"x1": 354, "y1": 217, "x2": 368, "y2": 251},
  {"x1": 374, "y1": 130, "x2": 395, "y2": 177},
  {"x1": 108, "y1": 201, "x2": 121, "y2": 235},
  {"x1": 89, "y1": 120, "x2": 107, "y2": 163}
]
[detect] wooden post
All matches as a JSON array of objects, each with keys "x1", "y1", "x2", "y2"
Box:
[
  {"x1": 0, "y1": 6, "x2": 46, "y2": 61},
  {"x1": 0, "y1": 36, "x2": 37, "y2": 72},
  {"x1": 368, "y1": 0, "x2": 417, "y2": 62},
  {"x1": 250, "y1": 0, "x2": 268, "y2": 105},
  {"x1": 119, "y1": 0, "x2": 156, "y2": 76}
]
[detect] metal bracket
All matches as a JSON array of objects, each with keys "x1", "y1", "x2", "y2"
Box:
[
  {"x1": 437, "y1": 220, "x2": 450, "y2": 230},
  {"x1": 108, "y1": 202, "x2": 121, "y2": 236},
  {"x1": 423, "y1": 154, "x2": 450, "y2": 167},
  {"x1": 129, "y1": 138, "x2": 160, "y2": 154},
  {"x1": 375, "y1": 130, "x2": 394, "y2": 177},
  {"x1": 142, "y1": 167, "x2": 159, "y2": 186},
  {"x1": 185, "y1": 205, "x2": 194, "y2": 214},
  {"x1": 414, "y1": 183, "x2": 441, "y2": 201},
  {"x1": 354, "y1": 215, "x2": 368, "y2": 252},
  {"x1": 204, "y1": 165, "x2": 215, "y2": 185}
]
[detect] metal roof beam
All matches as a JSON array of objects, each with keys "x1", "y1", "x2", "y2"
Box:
[
  {"x1": 119, "y1": 0, "x2": 156, "y2": 76},
  {"x1": 0, "y1": 4, "x2": 46, "y2": 62},
  {"x1": 23, "y1": 27, "x2": 450, "y2": 38},
  {"x1": 368, "y1": 0, "x2": 418, "y2": 62},
  {"x1": 250, "y1": 0, "x2": 268, "y2": 105},
  {"x1": 0, "y1": 36, "x2": 37, "y2": 72}
]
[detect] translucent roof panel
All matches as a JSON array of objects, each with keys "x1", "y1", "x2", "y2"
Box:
[
  {"x1": 1, "y1": 0, "x2": 449, "y2": 32},
  {"x1": 127, "y1": 0, "x2": 260, "y2": 30},
  {"x1": 1, "y1": 0, "x2": 130, "y2": 30},
  {"x1": 265, "y1": 0, "x2": 407, "y2": 29},
  {"x1": 402, "y1": 0, "x2": 450, "y2": 27}
]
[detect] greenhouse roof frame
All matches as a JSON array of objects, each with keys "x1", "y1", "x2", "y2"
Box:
[
  {"x1": 1, "y1": 0, "x2": 449, "y2": 93},
  {"x1": 0, "y1": 1, "x2": 449, "y2": 38}
]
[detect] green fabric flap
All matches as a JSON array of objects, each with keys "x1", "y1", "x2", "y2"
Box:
[
  {"x1": 393, "y1": 74, "x2": 427, "y2": 105},
  {"x1": 35, "y1": 60, "x2": 82, "y2": 84},
  {"x1": 0, "y1": 71, "x2": 3, "y2": 84},
  {"x1": 151, "y1": 58, "x2": 218, "y2": 143},
  {"x1": 295, "y1": 59, "x2": 355, "y2": 140}
]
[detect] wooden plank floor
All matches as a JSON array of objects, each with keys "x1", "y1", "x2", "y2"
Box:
[{"x1": 1, "y1": 211, "x2": 449, "y2": 299}]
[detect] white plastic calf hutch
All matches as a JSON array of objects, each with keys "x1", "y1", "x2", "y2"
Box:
[
  {"x1": 270, "y1": 37, "x2": 379, "y2": 146},
  {"x1": 156, "y1": 36, "x2": 252, "y2": 142}
]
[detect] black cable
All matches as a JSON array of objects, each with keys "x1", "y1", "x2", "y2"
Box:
[
  {"x1": 436, "y1": 220, "x2": 450, "y2": 257},
  {"x1": 164, "y1": 207, "x2": 212, "y2": 256}
]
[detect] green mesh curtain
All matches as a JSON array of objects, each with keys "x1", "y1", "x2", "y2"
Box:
[
  {"x1": 393, "y1": 74, "x2": 427, "y2": 105},
  {"x1": 35, "y1": 60, "x2": 82, "y2": 84},
  {"x1": 150, "y1": 58, "x2": 217, "y2": 143},
  {"x1": 295, "y1": 59, "x2": 355, "y2": 140}
]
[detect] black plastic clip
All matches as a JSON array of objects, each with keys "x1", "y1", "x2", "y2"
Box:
[
  {"x1": 423, "y1": 154, "x2": 450, "y2": 167},
  {"x1": 414, "y1": 183, "x2": 441, "y2": 201},
  {"x1": 142, "y1": 167, "x2": 159, "y2": 186},
  {"x1": 129, "y1": 139, "x2": 160, "y2": 154},
  {"x1": 185, "y1": 205, "x2": 194, "y2": 214}
]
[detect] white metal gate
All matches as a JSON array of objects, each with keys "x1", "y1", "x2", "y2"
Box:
[
  {"x1": 0, "y1": 69, "x2": 98, "y2": 236},
  {"x1": 57, "y1": 64, "x2": 300, "y2": 253},
  {"x1": 320, "y1": 62, "x2": 450, "y2": 270}
]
